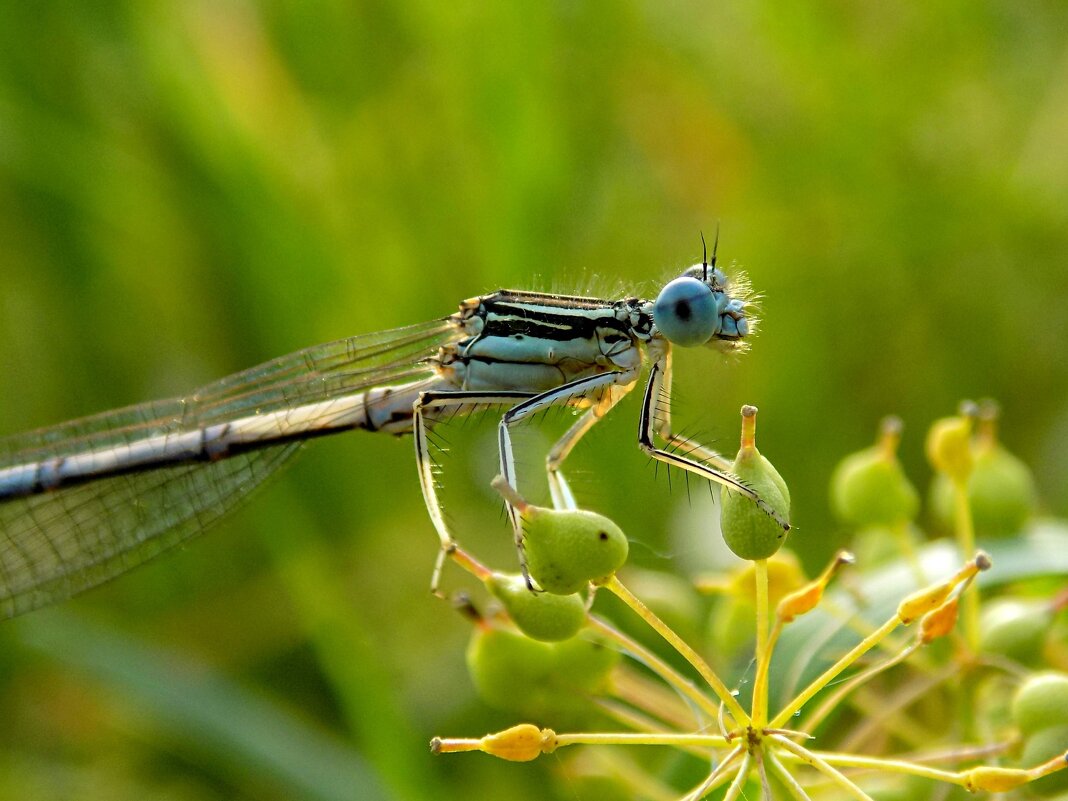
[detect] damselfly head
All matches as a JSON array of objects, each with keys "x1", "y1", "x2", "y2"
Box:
[{"x1": 651, "y1": 264, "x2": 753, "y2": 350}]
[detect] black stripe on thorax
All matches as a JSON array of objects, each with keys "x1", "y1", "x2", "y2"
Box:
[{"x1": 480, "y1": 297, "x2": 631, "y2": 342}]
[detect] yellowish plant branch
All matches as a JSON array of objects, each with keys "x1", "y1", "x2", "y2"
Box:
[
  {"x1": 765, "y1": 746, "x2": 813, "y2": 801},
  {"x1": 586, "y1": 614, "x2": 723, "y2": 724},
  {"x1": 552, "y1": 731, "x2": 729, "y2": 749},
  {"x1": 603, "y1": 575, "x2": 750, "y2": 726},
  {"x1": 770, "y1": 614, "x2": 901, "y2": 728},
  {"x1": 720, "y1": 751, "x2": 753, "y2": 801},
  {"x1": 682, "y1": 745, "x2": 744, "y2": 801},
  {"x1": 770, "y1": 735, "x2": 876, "y2": 801},
  {"x1": 952, "y1": 480, "x2": 981, "y2": 651},
  {"x1": 802, "y1": 640, "x2": 919, "y2": 732},
  {"x1": 752, "y1": 558, "x2": 771, "y2": 726}
]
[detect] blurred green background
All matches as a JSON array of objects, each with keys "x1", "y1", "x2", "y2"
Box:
[{"x1": 1, "y1": 2, "x2": 1067, "y2": 799}]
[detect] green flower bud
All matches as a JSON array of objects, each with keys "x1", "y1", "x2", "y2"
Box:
[
  {"x1": 523, "y1": 508, "x2": 629, "y2": 595},
  {"x1": 491, "y1": 477, "x2": 629, "y2": 595},
  {"x1": 721, "y1": 406, "x2": 791, "y2": 561},
  {"x1": 966, "y1": 446, "x2": 1036, "y2": 539},
  {"x1": 980, "y1": 599, "x2": 1051, "y2": 665},
  {"x1": 1013, "y1": 672, "x2": 1068, "y2": 736},
  {"x1": 1019, "y1": 724, "x2": 1068, "y2": 796},
  {"x1": 466, "y1": 625, "x2": 619, "y2": 721},
  {"x1": 831, "y1": 417, "x2": 919, "y2": 527},
  {"x1": 466, "y1": 626, "x2": 556, "y2": 714},
  {"x1": 487, "y1": 572, "x2": 586, "y2": 642}
]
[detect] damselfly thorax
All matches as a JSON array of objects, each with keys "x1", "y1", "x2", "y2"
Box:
[{"x1": 0, "y1": 251, "x2": 785, "y2": 618}]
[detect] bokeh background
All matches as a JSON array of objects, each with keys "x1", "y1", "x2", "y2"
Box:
[{"x1": 1, "y1": 2, "x2": 1066, "y2": 800}]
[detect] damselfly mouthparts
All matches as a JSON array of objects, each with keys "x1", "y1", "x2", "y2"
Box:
[{"x1": 0, "y1": 248, "x2": 786, "y2": 618}]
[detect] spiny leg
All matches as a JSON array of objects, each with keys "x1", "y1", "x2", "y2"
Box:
[
  {"x1": 544, "y1": 382, "x2": 636, "y2": 511},
  {"x1": 650, "y1": 349, "x2": 732, "y2": 472},
  {"x1": 638, "y1": 358, "x2": 790, "y2": 530},
  {"x1": 414, "y1": 389, "x2": 532, "y2": 593},
  {"x1": 497, "y1": 370, "x2": 639, "y2": 582}
]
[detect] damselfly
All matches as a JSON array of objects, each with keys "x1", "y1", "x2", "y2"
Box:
[{"x1": 0, "y1": 245, "x2": 787, "y2": 619}]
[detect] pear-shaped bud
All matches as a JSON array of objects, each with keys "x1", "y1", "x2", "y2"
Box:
[
  {"x1": 487, "y1": 572, "x2": 586, "y2": 642},
  {"x1": 466, "y1": 625, "x2": 620, "y2": 721},
  {"x1": 1019, "y1": 724, "x2": 1068, "y2": 796},
  {"x1": 1013, "y1": 672, "x2": 1068, "y2": 735},
  {"x1": 721, "y1": 406, "x2": 791, "y2": 561},
  {"x1": 979, "y1": 598, "x2": 1051, "y2": 664},
  {"x1": 466, "y1": 626, "x2": 556, "y2": 714},
  {"x1": 830, "y1": 417, "x2": 919, "y2": 527},
  {"x1": 492, "y1": 477, "x2": 628, "y2": 595}
]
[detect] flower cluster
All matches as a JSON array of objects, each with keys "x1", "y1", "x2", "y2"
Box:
[{"x1": 432, "y1": 402, "x2": 1068, "y2": 800}]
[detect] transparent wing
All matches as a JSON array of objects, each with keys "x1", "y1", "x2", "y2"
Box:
[
  {"x1": 0, "y1": 318, "x2": 457, "y2": 618},
  {"x1": 0, "y1": 318, "x2": 455, "y2": 462}
]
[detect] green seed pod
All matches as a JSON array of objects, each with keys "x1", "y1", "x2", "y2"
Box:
[
  {"x1": 721, "y1": 406, "x2": 791, "y2": 561},
  {"x1": 465, "y1": 625, "x2": 619, "y2": 722},
  {"x1": 980, "y1": 599, "x2": 1051, "y2": 665},
  {"x1": 830, "y1": 417, "x2": 919, "y2": 527},
  {"x1": 967, "y1": 443, "x2": 1037, "y2": 538},
  {"x1": 1019, "y1": 723, "x2": 1068, "y2": 796},
  {"x1": 551, "y1": 634, "x2": 620, "y2": 694},
  {"x1": 490, "y1": 477, "x2": 629, "y2": 595},
  {"x1": 487, "y1": 572, "x2": 586, "y2": 642},
  {"x1": 1013, "y1": 672, "x2": 1068, "y2": 736},
  {"x1": 466, "y1": 626, "x2": 556, "y2": 714},
  {"x1": 522, "y1": 507, "x2": 629, "y2": 595}
]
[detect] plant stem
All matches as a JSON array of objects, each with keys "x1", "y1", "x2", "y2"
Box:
[
  {"x1": 783, "y1": 750, "x2": 962, "y2": 785},
  {"x1": 682, "y1": 745, "x2": 744, "y2": 801},
  {"x1": 765, "y1": 747, "x2": 814, "y2": 801},
  {"x1": 802, "y1": 640, "x2": 919, "y2": 732},
  {"x1": 603, "y1": 575, "x2": 750, "y2": 726},
  {"x1": 586, "y1": 615, "x2": 722, "y2": 722},
  {"x1": 553, "y1": 731, "x2": 730, "y2": 749},
  {"x1": 770, "y1": 736, "x2": 875, "y2": 801},
  {"x1": 769, "y1": 615, "x2": 901, "y2": 728},
  {"x1": 752, "y1": 558, "x2": 771, "y2": 727},
  {"x1": 952, "y1": 479, "x2": 980, "y2": 651},
  {"x1": 720, "y1": 751, "x2": 753, "y2": 801}
]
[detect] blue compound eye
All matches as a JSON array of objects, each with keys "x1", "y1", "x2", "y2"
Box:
[{"x1": 652, "y1": 277, "x2": 720, "y2": 347}]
